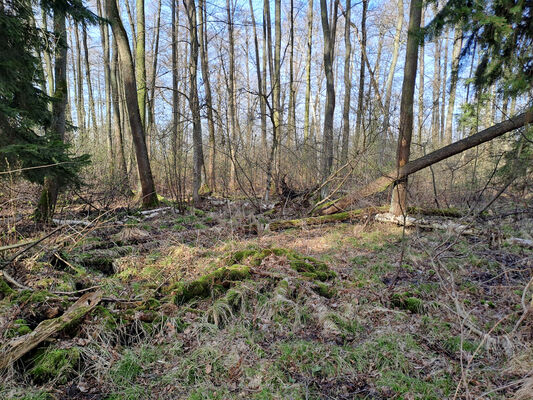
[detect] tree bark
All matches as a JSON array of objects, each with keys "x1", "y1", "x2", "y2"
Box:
[
  {"x1": 106, "y1": 0, "x2": 158, "y2": 207},
  {"x1": 97, "y1": 0, "x2": 114, "y2": 166},
  {"x1": 82, "y1": 25, "x2": 98, "y2": 146},
  {"x1": 389, "y1": 0, "x2": 423, "y2": 216},
  {"x1": 382, "y1": 0, "x2": 404, "y2": 143},
  {"x1": 354, "y1": 0, "x2": 368, "y2": 150},
  {"x1": 303, "y1": 0, "x2": 314, "y2": 146},
  {"x1": 184, "y1": 0, "x2": 205, "y2": 205},
  {"x1": 445, "y1": 27, "x2": 462, "y2": 144},
  {"x1": 417, "y1": 7, "x2": 425, "y2": 144},
  {"x1": 111, "y1": 36, "x2": 130, "y2": 188},
  {"x1": 321, "y1": 111, "x2": 532, "y2": 215},
  {"x1": 73, "y1": 22, "x2": 86, "y2": 141},
  {"x1": 340, "y1": 0, "x2": 352, "y2": 165},
  {"x1": 35, "y1": 9, "x2": 68, "y2": 223},
  {"x1": 227, "y1": 0, "x2": 238, "y2": 191},
  {"x1": 199, "y1": 0, "x2": 216, "y2": 191},
  {"x1": 319, "y1": 0, "x2": 340, "y2": 190},
  {"x1": 135, "y1": 0, "x2": 146, "y2": 130},
  {"x1": 147, "y1": 0, "x2": 161, "y2": 159}
]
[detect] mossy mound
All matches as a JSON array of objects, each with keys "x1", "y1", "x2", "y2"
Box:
[
  {"x1": 391, "y1": 292, "x2": 425, "y2": 313},
  {"x1": 227, "y1": 247, "x2": 336, "y2": 281},
  {"x1": 312, "y1": 282, "x2": 337, "y2": 298},
  {"x1": 6, "y1": 318, "x2": 32, "y2": 337},
  {"x1": 168, "y1": 264, "x2": 251, "y2": 304},
  {"x1": 30, "y1": 347, "x2": 81, "y2": 383},
  {"x1": 0, "y1": 275, "x2": 15, "y2": 298}
]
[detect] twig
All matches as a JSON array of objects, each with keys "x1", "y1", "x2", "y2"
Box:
[{"x1": 1, "y1": 226, "x2": 64, "y2": 266}]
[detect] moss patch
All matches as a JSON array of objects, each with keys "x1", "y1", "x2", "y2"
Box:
[
  {"x1": 169, "y1": 264, "x2": 251, "y2": 304},
  {"x1": 391, "y1": 292, "x2": 425, "y2": 313},
  {"x1": 30, "y1": 347, "x2": 80, "y2": 383},
  {"x1": 227, "y1": 247, "x2": 336, "y2": 281}
]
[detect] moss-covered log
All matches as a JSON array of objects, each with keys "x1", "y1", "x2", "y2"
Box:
[
  {"x1": 169, "y1": 264, "x2": 251, "y2": 304},
  {"x1": 0, "y1": 290, "x2": 103, "y2": 370},
  {"x1": 268, "y1": 207, "x2": 387, "y2": 231}
]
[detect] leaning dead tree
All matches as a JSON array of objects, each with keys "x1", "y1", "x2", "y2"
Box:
[{"x1": 319, "y1": 111, "x2": 532, "y2": 215}]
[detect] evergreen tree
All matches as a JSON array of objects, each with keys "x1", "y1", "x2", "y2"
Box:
[
  {"x1": 426, "y1": 0, "x2": 532, "y2": 97},
  {"x1": 0, "y1": 0, "x2": 96, "y2": 220}
]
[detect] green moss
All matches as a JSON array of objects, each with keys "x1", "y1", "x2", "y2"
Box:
[
  {"x1": 391, "y1": 292, "x2": 425, "y2": 313},
  {"x1": 228, "y1": 247, "x2": 336, "y2": 281},
  {"x1": 0, "y1": 276, "x2": 14, "y2": 297},
  {"x1": 169, "y1": 264, "x2": 250, "y2": 304},
  {"x1": 6, "y1": 318, "x2": 32, "y2": 337},
  {"x1": 94, "y1": 305, "x2": 119, "y2": 330},
  {"x1": 226, "y1": 249, "x2": 258, "y2": 265},
  {"x1": 312, "y1": 282, "x2": 336, "y2": 298},
  {"x1": 30, "y1": 347, "x2": 80, "y2": 383}
]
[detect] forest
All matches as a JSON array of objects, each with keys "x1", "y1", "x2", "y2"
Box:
[{"x1": 0, "y1": 0, "x2": 532, "y2": 398}]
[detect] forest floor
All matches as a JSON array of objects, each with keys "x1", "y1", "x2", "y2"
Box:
[{"x1": 0, "y1": 189, "x2": 532, "y2": 400}]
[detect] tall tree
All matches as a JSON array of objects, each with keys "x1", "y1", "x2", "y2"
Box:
[
  {"x1": 444, "y1": 27, "x2": 462, "y2": 144},
  {"x1": 226, "y1": 0, "x2": 238, "y2": 190},
  {"x1": 354, "y1": 0, "x2": 368, "y2": 150},
  {"x1": 340, "y1": 0, "x2": 351, "y2": 165},
  {"x1": 303, "y1": 0, "x2": 314, "y2": 146},
  {"x1": 135, "y1": 0, "x2": 146, "y2": 130},
  {"x1": 97, "y1": 0, "x2": 113, "y2": 165},
  {"x1": 35, "y1": 8, "x2": 68, "y2": 222},
  {"x1": 383, "y1": 0, "x2": 404, "y2": 143},
  {"x1": 184, "y1": 0, "x2": 205, "y2": 205},
  {"x1": 147, "y1": 0, "x2": 161, "y2": 158},
  {"x1": 110, "y1": 35, "x2": 129, "y2": 186},
  {"x1": 106, "y1": 0, "x2": 158, "y2": 207},
  {"x1": 390, "y1": 0, "x2": 423, "y2": 216},
  {"x1": 319, "y1": 0, "x2": 340, "y2": 189},
  {"x1": 82, "y1": 25, "x2": 98, "y2": 145},
  {"x1": 417, "y1": 6, "x2": 425, "y2": 144},
  {"x1": 199, "y1": 0, "x2": 216, "y2": 191}
]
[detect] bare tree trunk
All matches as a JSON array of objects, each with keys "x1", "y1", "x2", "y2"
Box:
[
  {"x1": 264, "y1": 0, "x2": 281, "y2": 201},
  {"x1": 135, "y1": 0, "x2": 146, "y2": 130},
  {"x1": 320, "y1": 0, "x2": 340, "y2": 191},
  {"x1": 147, "y1": 0, "x2": 161, "y2": 159},
  {"x1": 184, "y1": 0, "x2": 205, "y2": 205},
  {"x1": 303, "y1": 0, "x2": 314, "y2": 146},
  {"x1": 41, "y1": 7, "x2": 54, "y2": 97},
  {"x1": 199, "y1": 0, "x2": 216, "y2": 191},
  {"x1": 340, "y1": 0, "x2": 352, "y2": 165},
  {"x1": 227, "y1": 0, "x2": 238, "y2": 191},
  {"x1": 382, "y1": 0, "x2": 404, "y2": 143},
  {"x1": 73, "y1": 22, "x2": 86, "y2": 141},
  {"x1": 288, "y1": 0, "x2": 296, "y2": 148},
  {"x1": 430, "y1": 5, "x2": 441, "y2": 146},
  {"x1": 111, "y1": 36, "x2": 129, "y2": 187},
  {"x1": 354, "y1": 0, "x2": 368, "y2": 151},
  {"x1": 389, "y1": 0, "x2": 423, "y2": 216},
  {"x1": 97, "y1": 0, "x2": 114, "y2": 166},
  {"x1": 440, "y1": 28, "x2": 449, "y2": 142},
  {"x1": 445, "y1": 27, "x2": 462, "y2": 144},
  {"x1": 35, "y1": 9, "x2": 68, "y2": 222},
  {"x1": 171, "y1": 0, "x2": 179, "y2": 180},
  {"x1": 82, "y1": 25, "x2": 98, "y2": 146},
  {"x1": 106, "y1": 0, "x2": 158, "y2": 207},
  {"x1": 417, "y1": 6, "x2": 425, "y2": 144}
]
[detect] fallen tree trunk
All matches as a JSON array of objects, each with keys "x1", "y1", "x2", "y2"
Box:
[
  {"x1": 268, "y1": 207, "x2": 387, "y2": 231},
  {"x1": 0, "y1": 290, "x2": 103, "y2": 370},
  {"x1": 320, "y1": 111, "x2": 532, "y2": 215}
]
